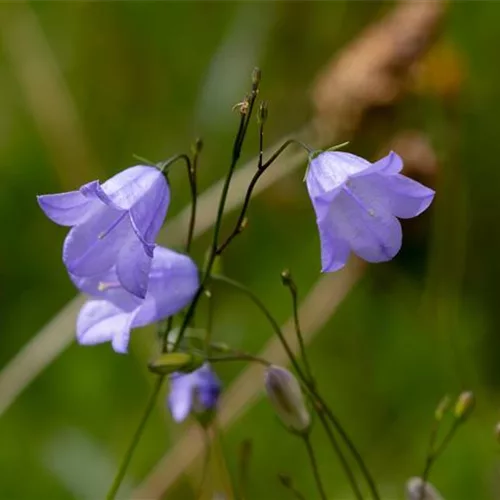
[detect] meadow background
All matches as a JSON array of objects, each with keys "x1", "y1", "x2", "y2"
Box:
[{"x1": 1, "y1": 1, "x2": 500, "y2": 499}]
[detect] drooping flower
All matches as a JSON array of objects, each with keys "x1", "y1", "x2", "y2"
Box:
[
  {"x1": 405, "y1": 477, "x2": 444, "y2": 500},
  {"x1": 38, "y1": 165, "x2": 170, "y2": 298},
  {"x1": 168, "y1": 363, "x2": 221, "y2": 422},
  {"x1": 72, "y1": 246, "x2": 199, "y2": 354},
  {"x1": 264, "y1": 365, "x2": 311, "y2": 433},
  {"x1": 306, "y1": 151, "x2": 435, "y2": 272}
]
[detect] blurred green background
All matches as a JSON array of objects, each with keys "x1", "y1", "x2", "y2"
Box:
[{"x1": 1, "y1": 1, "x2": 499, "y2": 499}]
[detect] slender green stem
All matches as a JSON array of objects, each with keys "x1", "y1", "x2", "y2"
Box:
[
  {"x1": 208, "y1": 352, "x2": 271, "y2": 367},
  {"x1": 281, "y1": 271, "x2": 313, "y2": 383},
  {"x1": 305, "y1": 387, "x2": 380, "y2": 500},
  {"x1": 160, "y1": 316, "x2": 174, "y2": 353},
  {"x1": 303, "y1": 434, "x2": 328, "y2": 500},
  {"x1": 106, "y1": 376, "x2": 164, "y2": 500},
  {"x1": 278, "y1": 475, "x2": 306, "y2": 500},
  {"x1": 173, "y1": 86, "x2": 258, "y2": 352},
  {"x1": 211, "y1": 273, "x2": 379, "y2": 500},
  {"x1": 316, "y1": 409, "x2": 363, "y2": 500},
  {"x1": 217, "y1": 138, "x2": 310, "y2": 255},
  {"x1": 211, "y1": 273, "x2": 377, "y2": 499},
  {"x1": 420, "y1": 420, "x2": 461, "y2": 499},
  {"x1": 186, "y1": 147, "x2": 199, "y2": 254}
]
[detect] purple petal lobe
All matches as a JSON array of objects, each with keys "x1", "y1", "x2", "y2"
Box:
[
  {"x1": 63, "y1": 206, "x2": 133, "y2": 277},
  {"x1": 351, "y1": 151, "x2": 403, "y2": 178},
  {"x1": 383, "y1": 174, "x2": 435, "y2": 219},
  {"x1": 116, "y1": 239, "x2": 153, "y2": 299},
  {"x1": 195, "y1": 364, "x2": 221, "y2": 409},
  {"x1": 168, "y1": 375, "x2": 194, "y2": 422},
  {"x1": 316, "y1": 221, "x2": 351, "y2": 272},
  {"x1": 101, "y1": 166, "x2": 168, "y2": 211},
  {"x1": 76, "y1": 300, "x2": 136, "y2": 353},
  {"x1": 133, "y1": 246, "x2": 199, "y2": 327},
  {"x1": 37, "y1": 188, "x2": 99, "y2": 226},
  {"x1": 330, "y1": 188, "x2": 402, "y2": 262}
]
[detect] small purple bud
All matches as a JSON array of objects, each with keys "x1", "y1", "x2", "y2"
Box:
[{"x1": 264, "y1": 365, "x2": 310, "y2": 433}]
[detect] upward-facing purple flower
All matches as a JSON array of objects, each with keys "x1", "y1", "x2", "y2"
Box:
[
  {"x1": 38, "y1": 165, "x2": 170, "y2": 298},
  {"x1": 168, "y1": 364, "x2": 221, "y2": 422},
  {"x1": 72, "y1": 246, "x2": 198, "y2": 353},
  {"x1": 306, "y1": 151, "x2": 435, "y2": 272}
]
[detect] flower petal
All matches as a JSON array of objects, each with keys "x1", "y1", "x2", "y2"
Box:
[
  {"x1": 37, "y1": 186, "x2": 99, "y2": 226},
  {"x1": 116, "y1": 239, "x2": 153, "y2": 299},
  {"x1": 330, "y1": 188, "x2": 402, "y2": 262},
  {"x1": 195, "y1": 364, "x2": 221, "y2": 410},
  {"x1": 101, "y1": 165, "x2": 168, "y2": 211},
  {"x1": 63, "y1": 205, "x2": 134, "y2": 277},
  {"x1": 307, "y1": 152, "x2": 370, "y2": 198},
  {"x1": 133, "y1": 246, "x2": 199, "y2": 327},
  {"x1": 129, "y1": 178, "x2": 170, "y2": 246},
  {"x1": 383, "y1": 174, "x2": 435, "y2": 219},
  {"x1": 76, "y1": 300, "x2": 136, "y2": 353},
  {"x1": 315, "y1": 219, "x2": 351, "y2": 272},
  {"x1": 168, "y1": 375, "x2": 194, "y2": 422},
  {"x1": 350, "y1": 151, "x2": 403, "y2": 178}
]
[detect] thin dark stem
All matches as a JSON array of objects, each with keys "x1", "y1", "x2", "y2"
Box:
[
  {"x1": 303, "y1": 434, "x2": 328, "y2": 500},
  {"x1": 420, "y1": 420, "x2": 460, "y2": 499},
  {"x1": 216, "y1": 138, "x2": 311, "y2": 255},
  {"x1": 173, "y1": 87, "x2": 258, "y2": 352},
  {"x1": 305, "y1": 387, "x2": 380, "y2": 500},
  {"x1": 186, "y1": 147, "x2": 199, "y2": 254},
  {"x1": 282, "y1": 273, "x2": 313, "y2": 383},
  {"x1": 208, "y1": 353, "x2": 271, "y2": 367},
  {"x1": 106, "y1": 376, "x2": 164, "y2": 500},
  {"x1": 210, "y1": 273, "x2": 379, "y2": 500},
  {"x1": 316, "y1": 410, "x2": 363, "y2": 500}
]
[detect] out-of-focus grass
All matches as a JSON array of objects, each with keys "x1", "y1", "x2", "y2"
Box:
[{"x1": 1, "y1": 1, "x2": 500, "y2": 499}]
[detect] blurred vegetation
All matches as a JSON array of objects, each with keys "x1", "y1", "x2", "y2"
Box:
[{"x1": 1, "y1": 1, "x2": 500, "y2": 499}]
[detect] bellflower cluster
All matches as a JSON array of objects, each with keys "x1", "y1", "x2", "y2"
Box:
[
  {"x1": 38, "y1": 71, "x2": 446, "y2": 500},
  {"x1": 38, "y1": 165, "x2": 199, "y2": 353}
]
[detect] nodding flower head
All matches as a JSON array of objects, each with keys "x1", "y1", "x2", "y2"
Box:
[
  {"x1": 168, "y1": 364, "x2": 221, "y2": 423},
  {"x1": 306, "y1": 151, "x2": 434, "y2": 272},
  {"x1": 405, "y1": 477, "x2": 444, "y2": 500},
  {"x1": 38, "y1": 165, "x2": 170, "y2": 298}
]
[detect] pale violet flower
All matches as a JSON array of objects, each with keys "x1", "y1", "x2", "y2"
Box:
[
  {"x1": 168, "y1": 364, "x2": 221, "y2": 422},
  {"x1": 306, "y1": 151, "x2": 435, "y2": 271},
  {"x1": 38, "y1": 165, "x2": 170, "y2": 298},
  {"x1": 72, "y1": 246, "x2": 198, "y2": 354}
]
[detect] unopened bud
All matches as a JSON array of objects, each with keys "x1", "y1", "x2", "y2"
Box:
[
  {"x1": 238, "y1": 217, "x2": 248, "y2": 233},
  {"x1": 405, "y1": 477, "x2": 443, "y2": 500},
  {"x1": 252, "y1": 67, "x2": 261, "y2": 90},
  {"x1": 280, "y1": 269, "x2": 297, "y2": 293},
  {"x1": 435, "y1": 394, "x2": 451, "y2": 421},
  {"x1": 454, "y1": 391, "x2": 475, "y2": 421},
  {"x1": 194, "y1": 137, "x2": 203, "y2": 154},
  {"x1": 265, "y1": 365, "x2": 310, "y2": 433},
  {"x1": 258, "y1": 101, "x2": 268, "y2": 124},
  {"x1": 148, "y1": 352, "x2": 204, "y2": 375},
  {"x1": 494, "y1": 422, "x2": 500, "y2": 443}
]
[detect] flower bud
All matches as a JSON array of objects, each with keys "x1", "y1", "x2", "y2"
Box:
[
  {"x1": 264, "y1": 365, "x2": 310, "y2": 433},
  {"x1": 252, "y1": 67, "x2": 261, "y2": 90},
  {"x1": 258, "y1": 101, "x2": 268, "y2": 125},
  {"x1": 148, "y1": 352, "x2": 204, "y2": 375},
  {"x1": 405, "y1": 477, "x2": 443, "y2": 500},
  {"x1": 454, "y1": 391, "x2": 475, "y2": 422},
  {"x1": 494, "y1": 422, "x2": 500, "y2": 444},
  {"x1": 434, "y1": 394, "x2": 451, "y2": 421}
]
